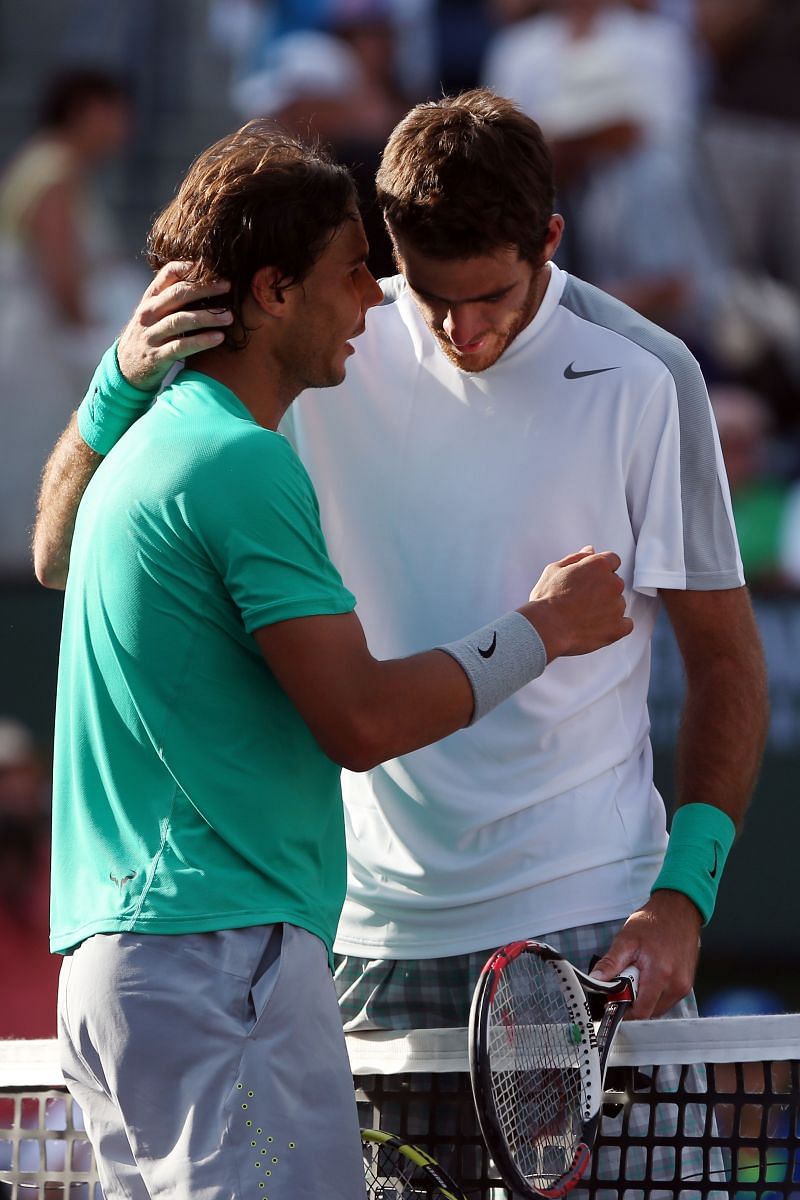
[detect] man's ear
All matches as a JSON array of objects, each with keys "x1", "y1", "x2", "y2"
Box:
[
  {"x1": 542, "y1": 214, "x2": 565, "y2": 263},
  {"x1": 250, "y1": 265, "x2": 291, "y2": 316}
]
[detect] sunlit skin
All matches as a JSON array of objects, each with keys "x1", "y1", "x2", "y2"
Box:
[
  {"x1": 191, "y1": 209, "x2": 383, "y2": 429},
  {"x1": 391, "y1": 216, "x2": 564, "y2": 373},
  {"x1": 276, "y1": 209, "x2": 384, "y2": 395}
]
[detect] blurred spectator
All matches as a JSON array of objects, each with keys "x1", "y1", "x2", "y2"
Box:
[
  {"x1": 0, "y1": 718, "x2": 59, "y2": 1038},
  {"x1": 710, "y1": 385, "x2": 794, "y2": 594},
  {"x1": 696, "y1": 0, "x2": 800, "y2": 375},
  {"x1": 489, "y1": 30, "x2": 725, "y2": 354},
  {"x1": 232, "y1": 26, "x2": 399, "y2": 275},
  {"x1": 332, "y1": 0, "x2": 409, "y2": 113},
  {"x1": 697, "y1": 0, "x2": 800, "y2": 125},
  {"x1": 693, "y1": 0, "x2": 800, "y2": 440},
  {"x1": 483, "y1": 0, "x2": 700, "y2": 151},
  {"x1": 232, "y1": 30, "x2": 369, "y2": 140},
  {"x1": 212, "y1": 0, "x2": 435, "y2": 105},
  {"x1": 0, "y1": 66, "x2": 148, "y2": 576},
  {"x1": 483, "y1": 8, "x2": 800, "y2": 386}
]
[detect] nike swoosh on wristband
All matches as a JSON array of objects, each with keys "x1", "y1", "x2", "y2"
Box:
[
  {"x1": 709, "y1": 846, "x2": 719, "y2": 879},
  {"x1": 564, "y1": 362, "x2": 621, "y2": 380},
  {"x1": 478, "y1": 632, "x2": 497, "y2": 659}
]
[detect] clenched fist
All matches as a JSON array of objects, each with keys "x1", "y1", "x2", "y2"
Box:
[{"x1": 522, "y1": 546, "x2": 633, "y2": 661}]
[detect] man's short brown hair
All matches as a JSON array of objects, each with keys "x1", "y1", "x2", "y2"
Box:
[
  {"x1": 147, "y1": 121, "x2": 357, "y2": 347},
  {"x1": 375, "y1": 89, "x2": 554, "y2": 263}
]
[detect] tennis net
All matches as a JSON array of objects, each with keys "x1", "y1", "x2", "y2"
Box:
[
  {"x1": 2, "y1": 1015, "x2": 799, "y2": 1198},
  {"x1": 347, "y1": 1014, "x2": 800, "y2": 1198}
]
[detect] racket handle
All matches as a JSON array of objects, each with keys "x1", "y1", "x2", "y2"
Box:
[{"x1": 620, "y1": 965, "x2": 640, "y2": 997}]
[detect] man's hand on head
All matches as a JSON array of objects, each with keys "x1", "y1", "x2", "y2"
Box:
[{"x1": 117, "y1": 261, "x2": 233, "y2": 391}]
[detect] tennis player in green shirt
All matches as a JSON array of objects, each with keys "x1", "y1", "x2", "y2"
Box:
[{"x1": 36, "y1": 120, "x2": 631, "y2": 1200}]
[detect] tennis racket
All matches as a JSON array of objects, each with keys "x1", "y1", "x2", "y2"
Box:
[
  {"x1": 361, "y1": 1128, "x2": 468, "y2": 1200},
  {"x1": 468, "y1": 939, "x2": 638, "y2": 1199}
]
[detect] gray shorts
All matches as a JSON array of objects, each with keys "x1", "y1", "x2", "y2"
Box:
[{"x1": 58, "y1": 923, "x2": 366, "y2": 1200}]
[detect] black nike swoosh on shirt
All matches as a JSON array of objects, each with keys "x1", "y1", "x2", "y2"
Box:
[
  {"x1": 478, "y1": 632, "x2": 497, "y2": 659},
  {"x1": 709, "y1": 846, "x2": 719, "y2": 879},
  {"x1": 564, "y1": 362, "x2": 621, "y2": 379}
]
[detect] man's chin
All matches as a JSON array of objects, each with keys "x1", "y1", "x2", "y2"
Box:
[{"x1": 434, "y1": 334, "x2": 506, "y2": 373}]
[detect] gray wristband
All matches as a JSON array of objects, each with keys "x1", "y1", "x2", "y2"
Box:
[{"x1": 438, "y1": 610, "x2": 547, "y2": 724}]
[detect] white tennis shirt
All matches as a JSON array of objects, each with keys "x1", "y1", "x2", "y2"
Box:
[{"x1": 286, "y1": 262, "x2": 743, "y2": 958}]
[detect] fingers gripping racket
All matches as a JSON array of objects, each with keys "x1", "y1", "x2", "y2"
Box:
[
  {"x1": 361, "y1": 1129, "x2": 468, "y2": 1200},
  {"x1": 468, "y1": 940, "x2": 638, "y2": 1199}
]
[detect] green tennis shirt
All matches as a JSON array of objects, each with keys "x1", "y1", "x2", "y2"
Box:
[{"x1": 50, "y1": 369, "x2": 356, "y2": 962}]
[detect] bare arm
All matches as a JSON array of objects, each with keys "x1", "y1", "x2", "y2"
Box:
[
  {"x1": 593, "y1": 586, "x2": 768, "y2": 1017},
  {"x1": 663, "y1": 586, "x2": 768, "y2": 829},
  {"x1": 32, "y1": 263, "x2": 233, "y2": 589},
  {"x1": 33, "y1": 414, "x2": 101, "y2": 588},
  {"x1": 255, "y1": 549, "x2": 632, "y2": 771}
]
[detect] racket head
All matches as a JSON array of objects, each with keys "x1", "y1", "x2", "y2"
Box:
[
  {"x1": 468, "y1": 940, "x2": 602, "y2": 1199},
  {"x1": 360, "y1": 1128, "x2": 468, "y2": 1200}
]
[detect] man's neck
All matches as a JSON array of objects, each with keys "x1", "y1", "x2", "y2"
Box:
[{"x1": 187, "y1": 346, "x2": 295, "y2": 431}]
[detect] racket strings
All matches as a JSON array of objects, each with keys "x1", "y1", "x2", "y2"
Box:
[
  {"x1": 487, "y1": 954, "x2": 586, "y2": 1184},
  {"x1": 363, "y1": 1140, "x2": 418, "y2": 1199},
  {"x1": 362, "y1": 1139, "x2": 450, "y2": 1199}
]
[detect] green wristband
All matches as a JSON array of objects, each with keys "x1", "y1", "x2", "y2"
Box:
[
  {"x1": 650, "y1": 802, "x2": 736, "y2": 925},
  {"x1": 77, "y1": 342, "x2": 157, "y2": 456}
]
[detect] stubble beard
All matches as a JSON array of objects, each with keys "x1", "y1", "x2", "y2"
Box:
[{"x1": 431, "y1": 272, "x2": 542, "y2": 374}]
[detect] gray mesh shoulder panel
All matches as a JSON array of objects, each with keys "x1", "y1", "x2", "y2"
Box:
[{"x1": 560, "y1": 276, "x2": 740, "y2": 589}]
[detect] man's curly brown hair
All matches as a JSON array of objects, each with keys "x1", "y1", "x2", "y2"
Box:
[
  {"x1": 376, "y1": 89, "x2": 555, "y2": 263},
  {"x1": 146, "y1": 120, "x2": 357, "y2": 348}
]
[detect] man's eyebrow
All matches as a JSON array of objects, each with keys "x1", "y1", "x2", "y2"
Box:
[{"x1": 406, "y1": 279, "x2": 516, "y2": 304}]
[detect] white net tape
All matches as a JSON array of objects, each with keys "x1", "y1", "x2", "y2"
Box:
[
  {"x1": 345, "y1": 1013, "x2": 800, "y2": 1075},
  {"x1": 4, "y1": 1016, "x2": 800, "y2": 1087}
]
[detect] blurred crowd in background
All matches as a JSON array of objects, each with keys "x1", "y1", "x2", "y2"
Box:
[{"x1": 1, "y1": 0, "x2": 800, "y2": 1036}]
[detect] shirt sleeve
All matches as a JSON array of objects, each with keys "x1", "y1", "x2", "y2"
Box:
[
  {"x1": 627, "y1": 356, "x2": 744, "y2": 595},
  {"x1": 194, "y1": 431, "x2": 356, "y2": 632}
]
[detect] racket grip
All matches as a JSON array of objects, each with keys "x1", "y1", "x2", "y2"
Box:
[{"x1": 621, "y1": 965, "x2": 640, "y2": 997}]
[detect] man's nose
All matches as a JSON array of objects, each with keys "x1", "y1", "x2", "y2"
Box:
[
  {"x1": 443, "y1": 306, "x2": 483, "y2": 347},
  {"x1": 362, "y1": 269, "x2": 384, "y2": 311}
]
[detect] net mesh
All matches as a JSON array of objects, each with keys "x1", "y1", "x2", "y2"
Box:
[
  {"x1": 2, "y1": 1019, "x2": 799, "y2": 1199},
  {"x1": 0, "y1": 1089, "x2": 100, "y2": 1200},
  {"x1": 350, "y1": 1016, "x2": 800, "y2": 1199},
  {"x1": 483, "y1": 951, "x2": 591, "y2": 1189}
]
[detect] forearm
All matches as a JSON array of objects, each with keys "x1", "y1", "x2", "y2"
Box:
[
  {"x1": 257, "y1": 551, "x2": 632, "y2": 770},
  {"x1": 349, "y1": 608, "x2": 547, "y2": 764},
  {"x1": 652, "y1": 587, "x2": 768, "y2": 924},
  {"x1": 673, "y1": 638, "x2": 768, "y2": 828},
  {"x1": 33, "y1": 343, "x2": 156, "y2": 588},
  {"x1": 33, "y1": 414, "x2": 101, "y2": 588},
  {"x1": 341, "y1": 648, "x2": 476, "y2": 770},
  {"x1": 597, "y1": 589, "x2": 767, "y2": 1014}
]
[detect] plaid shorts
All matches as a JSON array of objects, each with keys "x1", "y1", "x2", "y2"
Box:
[
  {"x1": 336, "y1": 919, "x2": 721, "y2": 1198},
  {"x1": 335, "y1": 919, "x2": 635, "y2": 1032}
]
